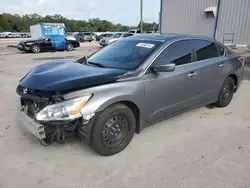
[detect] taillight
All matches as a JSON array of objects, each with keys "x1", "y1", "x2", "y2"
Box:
[{"x1": 238, "y1": 57, "x2": 245, "y2": 66}]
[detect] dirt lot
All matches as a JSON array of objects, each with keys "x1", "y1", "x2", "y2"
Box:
[{"x1": 0, "y1": 40, "x2": 250, "y2": 188}]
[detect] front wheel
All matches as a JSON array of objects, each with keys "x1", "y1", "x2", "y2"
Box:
[
  {"x1": 66, "y1": 43, "x2": 74, "y2": 51},
  {"x1": 91, "y1": 104, "x2": 136, "y2": 156},
  {"x1": 31, "y1": 44, "x2": 40, "y2": 53},
  {"x1": 214, "y1": 77, "x2": 235, "y2": 107}
]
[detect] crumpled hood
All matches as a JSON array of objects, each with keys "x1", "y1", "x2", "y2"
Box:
[{"x1": 19, "y1": 60, "x2": 127, "y2": 91}]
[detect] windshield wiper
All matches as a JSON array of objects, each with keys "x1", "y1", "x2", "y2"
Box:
[{"x1": 87, "y1": 61, "x2": 106, "y2": 68}]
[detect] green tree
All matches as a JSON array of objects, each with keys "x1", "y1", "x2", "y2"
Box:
[{"x1": 0, "y1": 13, "x2": 158, "y2": 33}]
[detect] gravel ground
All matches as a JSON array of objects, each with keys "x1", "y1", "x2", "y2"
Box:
[{"x1": 0, "y1": 40, "x2": 250, "y2": 188}]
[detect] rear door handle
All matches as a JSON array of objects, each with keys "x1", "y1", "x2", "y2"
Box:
[
  {"x1": 188, "y1": 71, "x2": 197, "y2": 77},
  {"x1": 219, "y1": 63, "x2": 225, "y2": 67}
]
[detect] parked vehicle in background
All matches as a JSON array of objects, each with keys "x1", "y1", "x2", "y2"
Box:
[
  {"x1": 0, "y1": 32, "x2": 31, "y2": 38},
  {"x1": 17, "y1": 35, "x2": 80, "y2": 53},
  {"x1": 89, "y1": 32, "x2": 97, "y2": 41},
  {"x1": 74, "y1": 32, "x2": 94, "y2": 42},
  {"x1": 21, "y1": 33, "x2": 31, "y2": 38},
  {"x1": 96, "y1": 33, "x2": 114, "y2": 41},
  {"x1": 128, "y1": 29, "x2": 141, "y2": 34},
  {"x1": 16, "y1": 34, "x2": 244, "y2": 156},
  {"x1": 144, "y1": 31, "x2": 156, "y2": 34},
  {"x1": 99, "y1": 32, "x2": 134, "y2": 46}
]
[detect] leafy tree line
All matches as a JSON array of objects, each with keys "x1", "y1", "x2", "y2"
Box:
[{"x1": 0, "y1": 13, "x2": 159, "y2": 33}]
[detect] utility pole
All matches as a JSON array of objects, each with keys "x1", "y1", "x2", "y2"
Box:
[{"x1": 140, "y1": 0, "x2": 143, "y2": 33}]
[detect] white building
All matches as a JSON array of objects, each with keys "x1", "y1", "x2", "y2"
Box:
[{"x1": 160, "y1": 0, "x2": 250, "y2": 46}]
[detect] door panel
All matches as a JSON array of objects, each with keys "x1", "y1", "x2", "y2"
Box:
[
  {"x1": 196, "y1": 57, "x2": 229, "y2": 102},
  {"x1": 192, "y1": 39, "x2": 229, "y2": 103},
  {"x1": 145, "y1": 64, "x2": 199, "y2": 122},
  {"x1": 41, "y1": 41, "x2": 53, "y2": 51},
  {"x1": 144, "y1": 39, "x2": 200, "y2": 123},
  {"x1": 51, "y1": 36, "x2": 66, "y2": 50}
]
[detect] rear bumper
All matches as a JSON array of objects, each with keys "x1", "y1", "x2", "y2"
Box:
[{"x1": 17, "y1": 109, "x2": 46, "y2": 140}]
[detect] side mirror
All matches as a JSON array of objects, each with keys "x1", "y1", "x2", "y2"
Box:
[
  {"x1": 47, "y1": 38, "x2": 51, "y2": 42},
  {"x1": 152, "y1": 63, "x2": 176, "y2": 72}
]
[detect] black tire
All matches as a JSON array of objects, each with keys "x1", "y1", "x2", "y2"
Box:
[
  {"x1": 31, "y1": 44, "x2": 40, "y2": 53},
  {"x1": 66, "y1": 43, "x2": 74, "y2": 51},
  {"x1": 89, "y1": 40, "x2": 92, "y2": 42},
  {"x1": 91, "y1": 104, "x2": 136, "y2": 156},
  {"x1": 80, "y1": 38, "x2": 84, "y2": 42},
  {"x1": 214, "y1": 77, "x2": 235, "y2": 107}
]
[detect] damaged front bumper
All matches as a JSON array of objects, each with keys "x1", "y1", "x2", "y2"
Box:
[
  {"x1": 17, "y1": 104, "x2": 96, "y2": 145},
  {"x1": 17, "y1": 44, "x2": 30, "y2": 51},
  {"x1": 17, "y1": 109, "x2": 46, "y2": 140}
]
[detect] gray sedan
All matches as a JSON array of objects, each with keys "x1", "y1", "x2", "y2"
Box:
[{"x1": 16, "y1": 34, "x2": 244, "y2": 156}]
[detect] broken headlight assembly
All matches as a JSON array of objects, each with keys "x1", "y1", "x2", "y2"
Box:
[{"x1": 36, "y1": 95, "x2": 92, "y2": 121}]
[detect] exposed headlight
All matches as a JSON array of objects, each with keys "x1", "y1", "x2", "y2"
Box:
[
  {"x1": 36, "y1": 95, "x2": 92, "y2": 121},
  {"x1": 25, "y1": 42, "x2": 33, "y2": 45}
]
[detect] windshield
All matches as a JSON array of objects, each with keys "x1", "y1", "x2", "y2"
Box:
[
  {"x1": 87, "y1": 40, "x2": 162, "y2": 70},
  {"x1": 112, "y1": 33, "x2": 122, "y2": 38}
]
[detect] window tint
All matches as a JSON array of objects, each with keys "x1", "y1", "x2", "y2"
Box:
[
  {"x1": 217, "y1": 45, "x2": 225, "y2": 56},
  {"x1": 192, "y1": 40, "x2": 219, "y2": 61},
  {"x1": 154, "y1": 40, "x2": 192, "y2": 66}
]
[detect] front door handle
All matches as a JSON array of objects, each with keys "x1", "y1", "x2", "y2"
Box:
[
  {"x1": 188, "y1": 71, "x2": 197, "y2": 77},
  {"x1": 219, "y1": 63, "x2": 225, "y2": 67}
]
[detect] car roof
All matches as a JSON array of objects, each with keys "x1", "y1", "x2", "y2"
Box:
[{"x1": 126, "y1": 33, "x2": 216, "y2": 43}]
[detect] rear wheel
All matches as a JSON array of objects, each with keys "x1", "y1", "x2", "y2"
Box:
[
  {"x1": 214, "y1": 77, "x2": 235, "y2": 107},
  {"x1": 66, "y1": 43, "x2": 74, "y2": 51},
  {"x1": 31, "y1": 44, "x2": 40, "y2": 53},
  {"x1": 91, "y1": 104, "x2": 136, "y2": 156}
]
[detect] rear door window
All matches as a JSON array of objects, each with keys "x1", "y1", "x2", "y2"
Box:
[
  {"x1": 192, "y1": 40, "x2": 219, "y2": 61},
  {"x1": 154, "y1": 40, "x2": 192, "y2": 66}
]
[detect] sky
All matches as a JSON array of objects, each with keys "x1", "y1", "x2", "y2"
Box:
[{"x1": 1, "y1": 0, "x2": 160, "y2": 26}]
